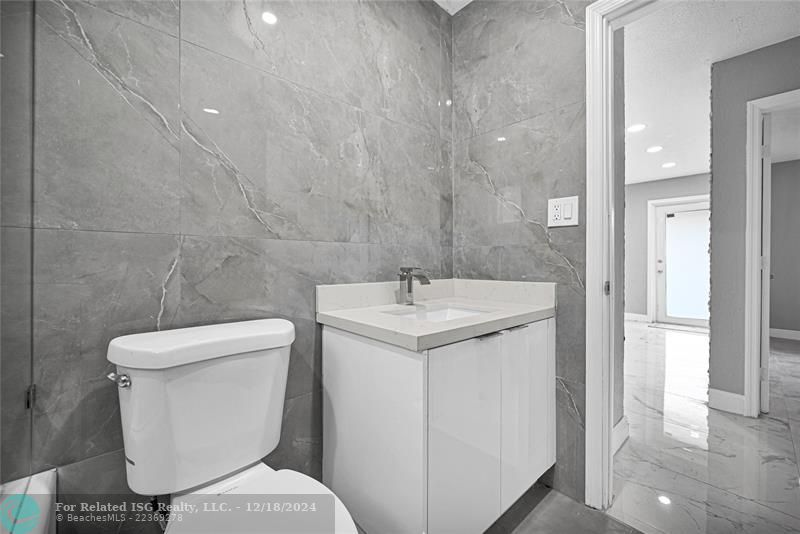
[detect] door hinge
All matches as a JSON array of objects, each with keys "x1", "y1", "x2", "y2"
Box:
[
  {"x1": 760, "y1": 145, "x2": 770, "y2": 157},
  {"x1": 761, "y1": 255, "x2": 768, "y2": 270},
  {"x1": 25, "y1": 384, "x2": 37, "y2": 410},
  {"x1": 761, "y1": 367, "x2": 769, "y2": 381},
  {"x1": 604, "y1": 281, "x2": 611, "y2": 295}
]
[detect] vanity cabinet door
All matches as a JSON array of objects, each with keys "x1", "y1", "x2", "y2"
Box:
[
  {"x1": 500, "y1": 320, "x2": 554, "y2": 510},
  {"x1": 428, "y1": 334, "x2": 503, "y2": 534}
]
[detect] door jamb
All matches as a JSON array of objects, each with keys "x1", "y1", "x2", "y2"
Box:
[
  {"x1": 584, "y1": 0, "x2": 662, "y2": 510},
  {"x1": 744, "y1": 89, "x2": 800, "y2": 417}
]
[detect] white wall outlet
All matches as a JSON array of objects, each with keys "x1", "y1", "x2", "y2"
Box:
[{"x1": 548, "y1": 196, "x2": 579, "y2": 227}]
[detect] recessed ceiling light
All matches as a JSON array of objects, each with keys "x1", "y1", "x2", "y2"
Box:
[
  {"x1": 261, "y1": 11, "x2": 277, "y2": 24},
  {"x1": 658, "y1": 495, "x2": 671, "y2": 505},
  {"x1": 497, "y1": 137, "x2": 507, "y2": 142},
  {"x1": 662, "y1": 162, "x2": 677, "y2": 169},
  {"x1": 627, "y1": 123, "x2": 646, "y2": 133},
  {"x1": 202, "y1": 108, "x2": 220, "y2": 115},
  {"x1": 646, "y1": 145, "x2": 663, "y2": 153}
]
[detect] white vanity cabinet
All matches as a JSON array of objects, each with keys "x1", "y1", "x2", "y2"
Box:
[{"x1": 322, "y1": 317, "x2": 556, "y2": 534}]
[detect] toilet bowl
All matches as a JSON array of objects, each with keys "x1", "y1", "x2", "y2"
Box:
[
  {"x1": 165, "y1": 463, "x2": 357, "y2": 533},
  {"x1": 107, "y1": 319, "x2": 357, "y2": 534}
]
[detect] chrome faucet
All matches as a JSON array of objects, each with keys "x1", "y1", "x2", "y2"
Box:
[{"x1": 398, "y1": 267, "x2": 431, "y2": 305}]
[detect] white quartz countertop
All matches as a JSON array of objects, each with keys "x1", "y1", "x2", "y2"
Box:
[{"x1": 315, "y1": 280, "x2": 556, "y2": 351}]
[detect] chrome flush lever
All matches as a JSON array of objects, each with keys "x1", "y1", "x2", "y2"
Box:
[{"x1": 107, "y1": 372, "x2": 131, "y2": 388}]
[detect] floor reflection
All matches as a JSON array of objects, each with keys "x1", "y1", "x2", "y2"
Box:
[{"x1": 609, "y1": 322, "x2": 800, "y2": 534}]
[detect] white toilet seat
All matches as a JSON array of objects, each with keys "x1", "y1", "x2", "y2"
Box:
[{"x1": 165, "y1": 463, "x2": 358, "y2": 534}]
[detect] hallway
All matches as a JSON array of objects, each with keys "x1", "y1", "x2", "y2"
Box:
[{"x1": 609, "y1": 322, "x2": 800, "y2": 533}]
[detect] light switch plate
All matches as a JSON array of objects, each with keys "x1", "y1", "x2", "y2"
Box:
[{"x1": 548, "y1": 196, "x2": 579, "y2": 227}]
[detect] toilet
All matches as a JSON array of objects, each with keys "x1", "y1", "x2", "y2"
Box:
[{"x1": 107, "y1": 319, "x2": 358, "y2": 533}]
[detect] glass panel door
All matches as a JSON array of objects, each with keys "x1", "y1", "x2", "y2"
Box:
[{"x1": 655, "y1": 202, "x2": 710, "y2": 327}]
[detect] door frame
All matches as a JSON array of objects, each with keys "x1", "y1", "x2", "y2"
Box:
[
  {"x1": 744, "y1": 88, "x2": 800, "y2": 417},
  {"x1": 647, "y1": 195, "x2": 711, "y2": 326},
  {"x1": 584, "y1": 0, "x2": 663, "y2": 510}
]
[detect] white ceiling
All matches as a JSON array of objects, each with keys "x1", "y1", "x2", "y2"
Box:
[
  {"x1": 431, "y1": 0, "x2": 473, "y2": 16},
  {"x1": 625, "y1": 1, "x2": 800, "y2": 184},
  {"x1": 772, "y1": 107, "x2": 800, "y2": 164}
]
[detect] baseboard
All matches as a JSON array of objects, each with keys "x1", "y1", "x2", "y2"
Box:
[
  {"x1": 612, "y1": 416, "x2": 629, "y2": 454},
  {"x1": 770, "y1": 328, "x2": 800, "y2": 341},
  {"x1": 624, "y1": 313, "x2": 649, "y2": 323},
  {"x1": 708, "y1": 388, "x2": 745, "y2": 415}
]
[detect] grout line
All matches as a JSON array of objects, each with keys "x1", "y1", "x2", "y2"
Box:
[
  {"x1": 453, "y1": 100, "x2": 586, "y2": 144},
  {"x1": 179, "y1": 38, "x2": 445, "y2": 141},
  {"x1": 77, "y1": 1, "x2": 179, "y2": 39},
  {"x1": 28, "y1": 226, "x2": 445, "y2": 249}
]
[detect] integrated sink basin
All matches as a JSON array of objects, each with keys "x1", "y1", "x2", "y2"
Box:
[{"x1": 383, "y1": 305, "x2": 489, "y2": 322}]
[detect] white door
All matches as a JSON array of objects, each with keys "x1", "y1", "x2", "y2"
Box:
[
  {"x1": 655, "y1": 201, "x2": 711, "y2": 327},
  {"x1": 760, "y1": 113, "x2": 772, "y2": 413}
]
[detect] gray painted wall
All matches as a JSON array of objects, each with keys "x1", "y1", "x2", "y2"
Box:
[
  {"x1": 452, "y1": 0, "x2": 589, "y2": 502},
  {"x1": 770, "y1": 160, "x2": 800, "y2": 332},
  {"x1": 710, "y1": 36, "x2": 800, "y2": 395},
  {"x1": 624, "y1": 174, "x2": 710, "y2": 315},
  {"x1": 1, "y1": 0, "x2": 454, "y2": 506}
]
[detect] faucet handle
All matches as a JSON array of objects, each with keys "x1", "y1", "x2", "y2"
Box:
[{"x1": 399, "y1": 266, "x2": 421, "y2": 276}]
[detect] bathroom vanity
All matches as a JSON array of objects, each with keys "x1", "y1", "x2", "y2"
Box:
[{"x1": 317, "y1": 279, "x2": 556, "y2": 534}]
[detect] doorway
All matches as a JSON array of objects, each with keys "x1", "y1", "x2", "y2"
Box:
[
  {"x1": 650, "y1": 197, "x2": 710, "y2": 328},
  {"x1": 586, "y1": 0, "x2": 800, "y2": 528},
  {"x1": 746, "y1": 91, "x2": 800, "y2": 416}
]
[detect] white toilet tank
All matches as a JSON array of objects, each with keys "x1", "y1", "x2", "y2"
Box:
[{"x1": 107, "y1": 319, "x2": 295, "y2": 496}]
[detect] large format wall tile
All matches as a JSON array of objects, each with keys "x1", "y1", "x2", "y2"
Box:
[
  {"x1": 81, "y1": 0, "x2": 180, "y2": 37},
  {"x1": 178, "y1": 235, "x2": 371, "y2": 325},
  {"x1": 31, "y1": 229, "x2": 181, "y2": 470},
  {"x1": 452, "y1": 0, "x2": 589, "y2": 502},
  {"x1": 452, "y1": 0, "x2": 587, "y2": 139},
  {"x1": 22, "y1": 0, "x2": 452, "y2": 500},
  {"x1": 1, "y1": 275, "x2": 32, "y2": 482},
  {"x1": 1, "y1": 8, "x2": 34, "y2": 228},
  {"x1": 180, "y1": 42, "x2": 450, "y2": 247},
  {"x1": 34, "y1": 2, "x2": 180, "y2": 234},
  {"x1": 454, "y1": 103, "x2": 586, "y2": 291},
  {"x1": 37, "y1": 0, "x2": 180, "y2": 142},
  {"x1": 180, "y1": 0, "x2": 447, "y2": 135},
  {"x1": 180, "y1": 43, "x2": 369, "y2": 242},
  {"x1": 264, "y1": 390, "x2": 322, "y2": 479},
  {"x1": 57, "y1": 449, "x2": 161, "y2": 534}
]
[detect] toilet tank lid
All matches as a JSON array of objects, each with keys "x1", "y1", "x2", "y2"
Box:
[{"x1": 107, "y1": 319, "x2": 295, "y2": 370}]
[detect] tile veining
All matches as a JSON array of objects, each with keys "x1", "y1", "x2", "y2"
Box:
[
  {"x1": 7, "y1": 0, "x2": 454, "y2": 502},
  {"x1": 41, "y1": 0, "x2": 180, "y2": 144}
]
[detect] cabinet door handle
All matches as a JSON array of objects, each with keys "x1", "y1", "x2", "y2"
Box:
[
  {"x1": 476, "y1": 331, "x2": 505, "y2": 340},
  {"x1": 508, "y1": 324, "x2": 529, "y2": 331}
]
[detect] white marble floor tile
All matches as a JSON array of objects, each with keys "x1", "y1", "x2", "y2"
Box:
[{"x1": 609, "y1": 322, "x2": 800, "y2": 534}]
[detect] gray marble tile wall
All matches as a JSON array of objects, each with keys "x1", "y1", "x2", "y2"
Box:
[
  {"x1": 1, "y1": 0, "x2": 35, "y2": 483},
  {"x1": 5, "y1": 0, "x2": 594, "y2": 513},
  {"x1": 18, "y1": 0, "x2": 453, "y2": 493},
  {"x1": 451, "y1": 0, "x2": 590, "y2": 502}
]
